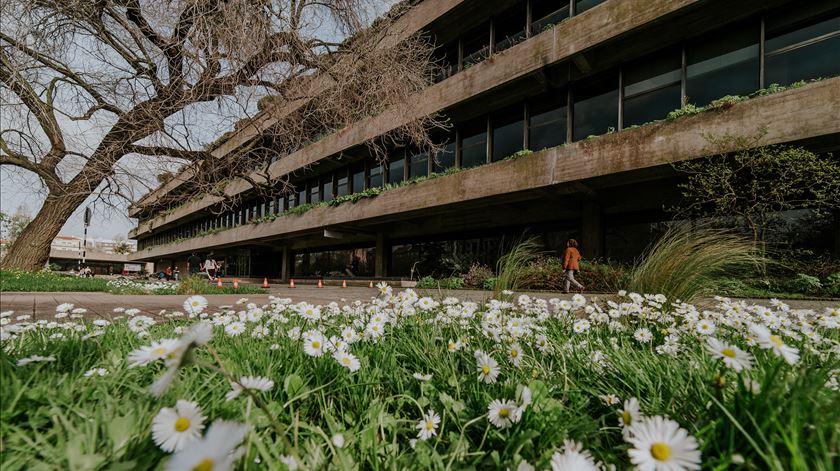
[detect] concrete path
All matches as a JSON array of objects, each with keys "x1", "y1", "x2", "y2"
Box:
[{"x1": 1, "y1": 286, "x2": 837, "y2": 319}]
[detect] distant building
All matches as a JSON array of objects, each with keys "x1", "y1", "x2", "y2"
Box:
[{"x1": 128, "y1": 0, "x2": 840, "y2": 279}]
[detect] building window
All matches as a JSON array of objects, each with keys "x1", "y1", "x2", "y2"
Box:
[
  {"x1": 529, "y1": 90, "x2": 567, "y2": 150},
  {"x1": 287, "y1": 193, "x2": 297, "y2": 209},
  {"x1": 434, "y1": 42, "x2": 460, "y2": 82},
  {"x1": 351, "y1": 163, "x2": 365, "y2": 194},
  {"x1": 309, "y1": 180, "x2": 320, "y2": 204},
  {"x1": 462, "y1": 21, "x2": 491, "y2": 68},
  {"x1": 389, "y1": 155, "x2": 405, "y2": 185},
  {"x1": 492, "y1": 105, "x2": 524, "y2": 161},
  {"x1": 765, "y1": 15, "x2": 840, "y2": 87},
  {"x1": 409, "y1": 151, "x2": 429, "y2": 178},
  {"x1": 460, "y1": 118, "x2": 488, "y2": 168},
  {"x1": 623, "y1": 48, "x2": 682, "y2": 127},
  {"x1": 323, "y1": 176, "x2": 334, "y2": 202},
  {"x1": 433, "y1": 141, "x2": 456, "y2": 172},
  {"x1": 368, "y1": 162, "x2": 384, "y2": 188},
  {"x1": 494, "y1": 3, "x2": 527, "y2": 53},
  {"x1": 686, "y1": 23, "x2": 759, "y2": 106},
  {"x1": 531, "y1": 0, "x2": 570, "y2": 35},
  {"x1": 574, "y1": 0, "x2": 607, "y2": 15},
  {"x1": 336, "y1": 174, "x2": 349, "y2": 197},
  {"x1": 573, "y1": 72, "x2": 619, "y2": 141}
]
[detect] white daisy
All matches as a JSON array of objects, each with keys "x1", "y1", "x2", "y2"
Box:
[
  {"x1": 152, "y1": 400, "x2": 206, "y2": 452},
  {"x1": 16, "y1": 355, "x2": 56, "y2": 366},
  {"x1": 488, "y1": 399, "x2": 520, "y2": 429},
  {"x1": 127, "y1": 338, "x2": 180, "y2": 368},
  {"x1": 508, "y1": 342, "x2": 523, "y2": 366},
  {"x1": 183, "y1": 296, "x2": 209, "y2": 316},
  {"x1": 303, "y1": 335, "x2": 325, "y2": 357},
  {"x1": 56, "y1": 303, "x2": 74, "y2": 313},
  {"x1": 331, "y1": 433, "x2": 345, "y2": 448},
  {"x1": 705, "y1": 338, "x2": 753, "y2": 372},
  {"x1": 225, "y1": 322, "x2": 245, "y2": 336},
  {"x1": 149, "y1": 322, "x2": 213, "y2": 397},
  {"x1": 226, "y1": 376, "x2": 274, "y2": 401},
  {"x1": 618, "y1": 397, "x2": 642, "y2": 438},
  {"x1": 413, "y1": 372, "x2": 432, "y2": 381},
  {"x1": 749, "y1": 324, "x2": 799, "y2": 365},
  {"x1": 476, "y1": 352, "x2": 500, "y2": 384},
  {"x1": 634, "y1": 328, "x2": 653, "y2": 343},
  {"x1": 415, "y1": 409, "x2": 441, "y2": 441},
  {"x1": 599, "y1": 394, "x2": 620, "y2": 406},
  {"x1": 627, "y1": 416, "x2": 701, "y2": 471},
  {"x1": 84, "y1": 368, "x2": 108, "y2": 377},
  {"x1": 334, "y1": 350, "x2": 361, "y2": 372},
  {"x1": 695, "y1": 319, "x2": 716, "y2": 335},
  {"x1": 165, "y1": 420, "x2": 249, "y2": 471},
  {"x1": 550, "y1": 439, "x2": 601, "y2": 471}
]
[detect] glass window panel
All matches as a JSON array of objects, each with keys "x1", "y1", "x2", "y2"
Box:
[
  {"x1": 531, "y1": 0, "x2": 570, "y2": 34},
  {"x1": 287, "y1": 193, "x2": 296, "y2": 209},
  {"x1": 409, "y1": 152, "x2": 428, "y2": 178},
  {"x1": 351, "y1": 163, "x2": 365, "y2": 193},
  {"x1": 623, "y1": 84, "x2": 681, "y2": 127},
  {"x1": 368, "y1": 163, "x2": 383, "y2": 188},
  {"x1": 336, "y1": 175, "x2": 349, "y2": 197},
  {"x1": 309, "y1": 181, "x2": 320, "y2": 204},
  {"x1": 575, "y1": 0, "x2": 606, "y2": 15},
  {"x1": 686, "y1": 24, "x2": 759, "y2": 106},
  {"x1": 492, "y1": 108, "x2": 524, "y2": 161},
  {"x1": 623, "y1": 49, "x2": 682, "y2": 126},
  {"x1": 494, "y1": 4, "x2": 527, "y2": 53},
  {"x1": 461, "y1": 132, "x2": 487, "y2": 168},
  {"x1": 765, "y1": 16, "x2": 840, "y2": 86},
  {"x1": 463, "y1": 21, "x2": 491, "y2": 67},
  {"x1": 529, "y1": 92, "x2": 567, "y2": 151},
  {"x1": 433, "y1": 141, "x2": 456, "y2": 172},
  {"x1": 573, "y1": 75, "x2": 619, "y2": 141},
  {"x1": 389, "y1": 156, "x2": 405, "y2": 185},
  {"x1": 323, "y1": 178, "x2": 333, "y2": 202}
]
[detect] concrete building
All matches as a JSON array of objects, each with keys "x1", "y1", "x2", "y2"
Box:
[{"x1": 129, "y1": 0, "x2": 840, "y2": 280}]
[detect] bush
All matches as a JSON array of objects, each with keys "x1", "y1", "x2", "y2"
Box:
[
  {"x1": 824, "y1": 273, "x2": 840, "y2": 297},
  {"x1": 416, "y1": 276, "x2": 465, "y2": 290},
  {"x1": 786, "y1": 273, "x2": 822, "y2": 295},
  {"x1": 482, "y1": 277, "x2": 496, "y2": 290},
  {"x1": 666, "y1": 104, "x2": 703, "y2": 120},
  {"x1": 415, "y1": 276, "x2": 437, "y2": 289},
  {"x1": 463, "y1": 263, "x2": 493, "y2": 289}
]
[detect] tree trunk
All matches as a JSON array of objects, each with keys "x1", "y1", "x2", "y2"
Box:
[{"x1": 0, "y1": 191, "x2": 90, "y2": 271}]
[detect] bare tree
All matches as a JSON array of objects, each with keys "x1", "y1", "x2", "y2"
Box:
[{"x1": 0, "y1": 0, "x2": 442, "y2": 271}]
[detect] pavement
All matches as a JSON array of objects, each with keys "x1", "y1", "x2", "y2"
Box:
[{"x1": 1, "y1": 285, "x2": 837, "y2": 320}]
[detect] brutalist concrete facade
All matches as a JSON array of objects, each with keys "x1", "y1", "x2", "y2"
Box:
[{"x1": 129, "y1": 0, "x2": 840, "y2": 279}]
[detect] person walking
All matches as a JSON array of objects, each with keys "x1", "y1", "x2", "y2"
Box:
[
  {"x1": 187, "y1": 252, "x2": 202, "y2": 276},
  {"x1": 562, "y1": 239, "x2": 585, "y2": 293},
  {"x1": 204, "y1": 254, "x2": 218, "y2": 281}
]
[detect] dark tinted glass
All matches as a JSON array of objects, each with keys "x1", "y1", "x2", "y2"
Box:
[
  {"x1": 765, "y1": 16, "x2": 840, "y2": 86},
  {"x1": 529, "y1": 92, "x2": 567, "y2": 150},
  {"x1": 575, "y1": 0, "x2": 606, "y2": 15},
  {"x1": 573, "y1": 75, "x2": 618, "y2": 141},
  {"x1": 461, "y1": 127, "x2": 487, "y2": 168},
  {"x1": 531, "y1": 0, "x2": 570, "y2": 34},
  {"x1": 351, "y1": 164, "x2": 365, "y2": 193},
  {"x1": 686, "y1": 24, "x2": 759, "y2": 106},
  {"x1": 433, "y1": 142, "x2": 456, "y2": 172},
  {"x1": 623, "y1": 49, "x2": 682, "y2": 126},
  {"x1": 409, "y1": 152, "x2": 429, "y2": 178},
  {"x1": 463, "y1": 21, "x2": 491, "y2": 67},
  {"x1": 494, "y1": 3, "x2": 527, "y2": 52},
  {"x1": 389, "y1": 156, "x2": 405, "y2": 184},
  {"x1": 336, "y1": 175, "x2": 348, "y2": 197},
  {"x1": 368, "y1": 163, "x2": 383, "y2": 188},
  {"x1": 309, "y1": 181, "x2": 320, "y2": 204},
  {"x1": 492, "y1": 107, "x2": 524, "y2": 161},
  {"x1": 322, "y1": 178, "x2": 333, "y2": 202}
]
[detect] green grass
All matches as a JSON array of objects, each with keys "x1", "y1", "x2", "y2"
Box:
[
  {"x1": 1, "y1": 292, "x2": 837, "y2": 470},
  {"x1": 0, "y1": 271, "x2": 266, "y2": 295}
]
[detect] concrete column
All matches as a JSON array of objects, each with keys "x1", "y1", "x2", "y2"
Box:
[
  {"x1": 581, "y1": 201, "x2": 604, "y2": 260},
  {"x1": 833, "y1": 210, "x2": 840, "y2": 257},
  {"x1": 375, "y1": 233, "x2": 391, "y2": 278},
  {"x1": 280, "y1": 246, "x2": 293, "y2": 281}
]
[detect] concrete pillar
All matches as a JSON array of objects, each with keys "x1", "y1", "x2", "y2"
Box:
[
  {"x1": 280, "y1": 246, "x2": 293, "y2": 281},
  {"x1": 375, "y1": 233, "x2": 391, "y2": 278},
  {"x1": 833, "y1": 210, "x2": 840, "y2": 257},
  {"x1": 581, "y1": 201, "x2": 604, "y2": 260}
]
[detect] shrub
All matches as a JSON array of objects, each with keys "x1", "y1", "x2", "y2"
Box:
[
  {"x1": 416, "y1": 276, "x2": 437, "y2": 289},
  {"x1": 824, "y1": 273, "x2": 840, "y2": 297},
  {"x1": 494, "y1": 237, "x2": 542, "y2": 296},
  {"x1": 482, "y1": 277, "x2": 496, "y2": 290},
  {"x1": 416, "y1": 276, "x2": 464, "y2": 290},
  {"x1": 787, "y1": 273, "x2": 822, "y2": 295},
  {"x1": 463, "y1": 263, "x2": 493, "y2": 288},
  {"x1": 666, "y1": 104, "x2": 703, "y2": 120},
  {"x1": 708, "y1": 95, "x2": 747, "y2": 109}
]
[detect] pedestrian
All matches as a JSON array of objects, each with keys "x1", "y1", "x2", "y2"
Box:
[
  {"x1": 562, "y1": 239, "x2": 585, "y2": 293},
  {"x1": 187, "y1": 252, "x2": 202, "y2": 276},
  {"x1": 164, "y1": 266, "x2": 173, "y2": 281},
  {"x1": 173, "y1": 266, "x2": 180, "y2": 281},
  {"x1": 204, "y1": 254, "x2": 218, "y2": 280}
]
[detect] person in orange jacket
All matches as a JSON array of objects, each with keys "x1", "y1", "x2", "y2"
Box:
[{"x1": 562, "y1": 239, "x2": 585, "y2": 293}]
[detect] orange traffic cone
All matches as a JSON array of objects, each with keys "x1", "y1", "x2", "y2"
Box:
[
  {"x1": 341, "y1": 279, "x2": 347, "y2": 288},
  {"x1": 289, "y1": 278, "x2": 296, "y2": 288},
  {"x1": 217, "y1": 278, "x2": 223, "y2": 288},
  {"x1": 233, "y1": 278, "x2": 239, "y2": 289},
  {"x1": 262, "y1": 277, "x2": 269, "y2": 288},
  {"x1": 369, "y1": 280, "x2": 374, "y2": 288},
  {"x1": 316, "y1": 279, "x2": 323, "y2": 288}
]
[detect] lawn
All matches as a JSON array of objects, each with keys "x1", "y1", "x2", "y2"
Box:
[
  {"x1": 1, "y1": 288, "x2": 838, "y2": 470},
  {"x1": 0, "y1": 270, "x2": 266, "y2": 295}
]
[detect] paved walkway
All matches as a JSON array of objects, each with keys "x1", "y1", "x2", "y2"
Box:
[{"x1": 1, "y1": 286, "x2": 837, "y2": 319}]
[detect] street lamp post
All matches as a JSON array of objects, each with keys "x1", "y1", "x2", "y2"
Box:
[{"x1": 79, "y1": 207, "x2": 91, "y2": 270}]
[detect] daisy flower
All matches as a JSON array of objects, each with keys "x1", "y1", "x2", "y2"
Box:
[
  {"x1": 447, "y1": 338, "x2": 463, "y2": 352},
  {"x1": 573, "y1": 319, "x2": 591, "y2": 334},
  {"x1": 225, "y1": 322, "x2": 245, "y2": 336},
  {"x1": 550, "y1": 439, "x2": 601, "y2": 471},
  {"x1": 749, "y1": 324, "x2": 799, "y2": 365},
  {"x1": 488, "y1": 399, "x2": 520, "y2": 429},
  {"x1": 705, "y1": 338, "x2": 753, "y2": 372},
  {"x1": 226, "y1": 376, "x2": 274, "y2": 401},
  {"x1": 618, "y1": 397, "x2": 642, "y2": 438},
  {"x1": 16, "y1": 355, "x2": 56, "y2": 366},
  {"x1": 695, "y1": 319, "x2": 716, "y2": 335},
  {"x1": 508, "y1": 342, "x2": 523, "y2": 366},
  {"x1": 279, "y1": 454, "x2": 299, "y2": 470},
  {"x1": 416, "y1": 409, "x2": 441, "y2": 441},
  {"x1": 127, "y1": 338, "x2": 180, "y2": 367},
  {"x1": 413, "y1": 372, "x2": 432, "y2": 381},
  {"x1": 599, "y1": 394, "x2": 620, "y2": 406},
  {"x1": 334, "y1": 350, "x2": 361, "y2": 372},
  {"x1": 183, "y1": 296, "x2": 209, "y2": 316},
  {"x1": 84, "y1": 368, "x2": 108, "y2": 377},
  {"x1": 332, "y1": 433, "x2": 345, "y2": 448},
  {"x1": 627, "y1": 416, "x2": 701, "y2": 471},
  {"x1": 303, "y1": 335, "x2": 325, "y2": 357},
  {"x1": 56, "y1": 303, "x2": 74, "y2": 313},
  {"x1": 634, "y1": 328, "x2": 653, "y2": 343},
  {"x1": 152, "y1": 400, "x2": 206, "y2": 452},
  {"x1": 149, "y1": 322, "x2": 213, "y2": 397},
  {"x1": 165, "y1": 420, "x2": 249, "y2": 471},
  {"x1": 476, "y1": 352, "x2": 500, "y2": 384}
]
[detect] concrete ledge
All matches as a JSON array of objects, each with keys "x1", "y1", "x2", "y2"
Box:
[
  {"x1": 129, "y1": 77, "x2": 840, "y2": 260},
  {"x1": 130, "y1": 0, "x2": 701, "y2": 236}
]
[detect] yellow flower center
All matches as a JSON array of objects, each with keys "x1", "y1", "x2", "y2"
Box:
[
  {"x1": 499, "y1": 408, "x2": 510, "y2": 418},
  {"x1": 448, "y1": 343, "x2": 456, "y2": 350},
  {"x1": 192, "y1": 301, "x2": 200, "y2": 307},
  {"x1": 153, "y1": 347, "x2": 167, "y2": 355},
  {"x1": 192, "y1": 458, "x2": 214, "y2": 471},
  {"x1": 425, "y1": 420, "x2": 434, "y2": 430},
  {"x1": 312, "y1": 341, "x2": 321, "y2": 349},
  {"x1": 174, "y1": 417, "x2": 191, "y2": 432},
  {"x1": 342, "y1": 357, "x2": 351, "y2": 365},
  {"x1": 721, "y1": 348, "x2": 737, "y2": 358},
  {"x1": 650, "y1": 442, "x2": 672, "y2": 461},
  {"x1": 769, "y1": 335, "x2": 784, "y2": 347},
  {"x1": 622, "y1": 411, "x2": 632, "y2": 426},
  {"x1": 482, "y1": 366, "x2": 490, "y2": 375},
  {"x1": 511, "y1": 350, "x2": 518, "y2": 358}
]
